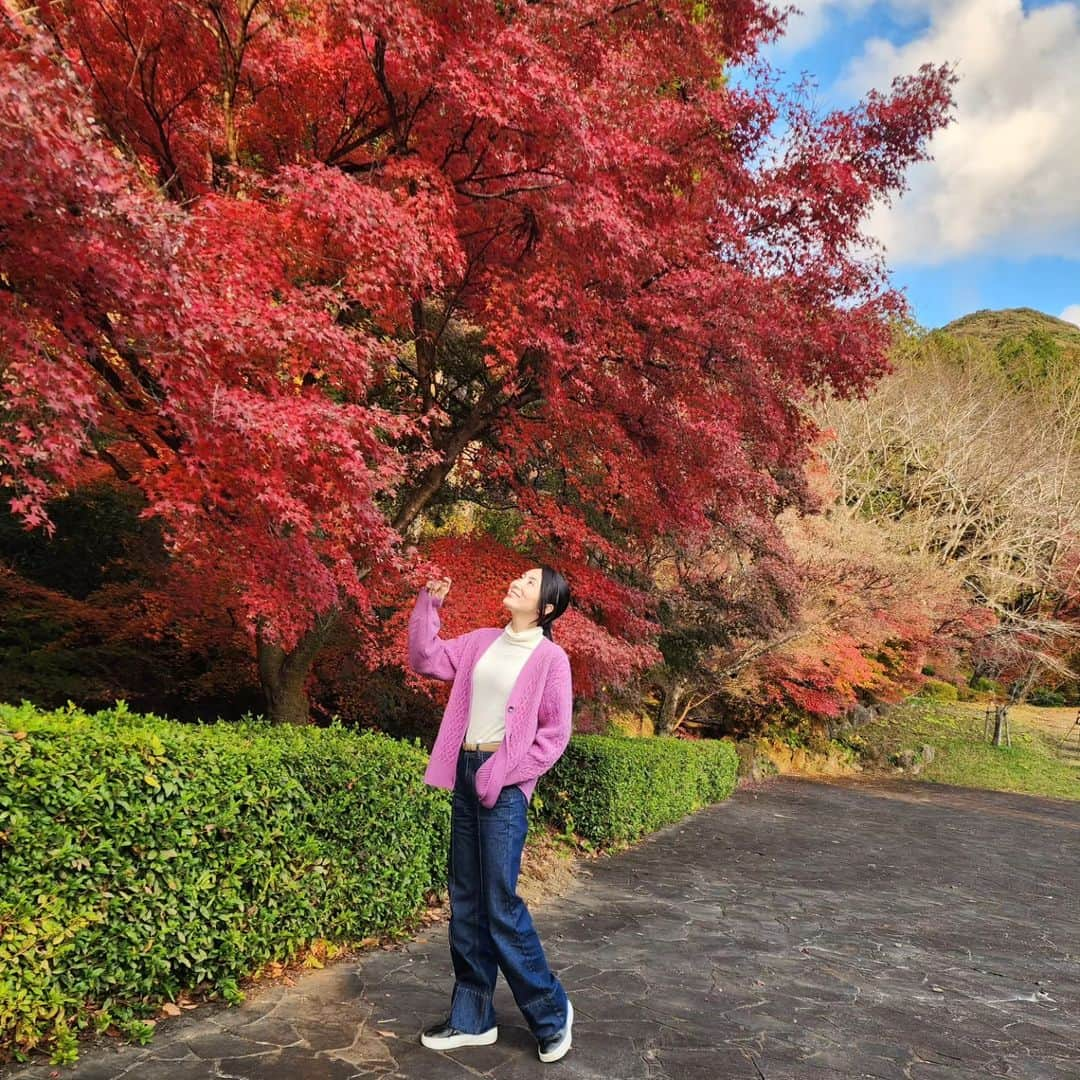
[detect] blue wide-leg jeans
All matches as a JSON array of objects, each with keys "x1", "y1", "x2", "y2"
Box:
[{"x1": 446, "y1": 746, "x2": 569, "y2": 1042}]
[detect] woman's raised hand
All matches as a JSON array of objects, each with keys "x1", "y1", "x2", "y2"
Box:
[{"x1": 425, "y1": 577, "x2": 452, "y2": 601}]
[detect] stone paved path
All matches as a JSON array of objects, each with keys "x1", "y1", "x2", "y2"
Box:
[{"x1": 4, "y1": 775, "x2": 1078, "y2": 1079}]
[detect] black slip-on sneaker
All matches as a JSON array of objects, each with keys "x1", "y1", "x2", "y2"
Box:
[
  {"x1": 420, "y1": 1018, "x2": 498, "y2": 1051},
  {"x1": 537, "y1": 999, "x2": 573, "y2": 1062}
]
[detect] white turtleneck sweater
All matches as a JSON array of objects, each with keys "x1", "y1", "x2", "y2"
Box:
[{"x1": 465, "y1": 623, "x2": 545, "y2": 744}]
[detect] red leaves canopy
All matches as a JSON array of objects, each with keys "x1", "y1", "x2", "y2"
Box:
[{"x1": 0, "y1": 1, "x2": 955, "y2": 656}]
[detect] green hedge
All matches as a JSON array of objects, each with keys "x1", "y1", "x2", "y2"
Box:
[
  {"x1": 0, "y1": 701, "x2": 451, "y2": 1065},
  {"x1": 1, "y1": 703, "x2": 739, "y2": 1065},
  {"x1": 535, "y1": 733, "x2": 739, "y2": 847}
]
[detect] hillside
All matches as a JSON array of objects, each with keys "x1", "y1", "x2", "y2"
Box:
[
  {"x1": 922, "y1": 307, "x2": 1080, "y2": 390},
  {"x1": 940, "y1": 307, "x2": 1080, "y2": 351}
]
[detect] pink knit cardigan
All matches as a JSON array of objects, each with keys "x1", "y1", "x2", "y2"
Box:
[{"x1": 407, "y1": 586, "x2": 574, "y2": 809}]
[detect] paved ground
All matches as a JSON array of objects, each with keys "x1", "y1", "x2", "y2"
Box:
[{"x1": 5, "y1": 775, "x2": 1079, "y2": 1079}]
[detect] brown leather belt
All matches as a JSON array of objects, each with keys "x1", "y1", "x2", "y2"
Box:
[{"x1": 462, "y1": 740, "x2": 503, "y2": 751}]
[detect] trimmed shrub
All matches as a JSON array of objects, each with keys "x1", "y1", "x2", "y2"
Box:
[
  {"x1": 536, "y1": 733, "x2": 738, "y2": 847},
  {"x1": 0, "y1": 701, "x2": 450, "y2": 1064}
]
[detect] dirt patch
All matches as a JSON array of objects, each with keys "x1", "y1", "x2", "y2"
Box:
[
  {"x1": 519, "y1": 831, "x2": 581, "y2": 908},
  {"x1": 756, "y1": 736, "x2": 862, "y2": 777}
]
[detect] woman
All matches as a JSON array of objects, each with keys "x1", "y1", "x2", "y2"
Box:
[{"x1": 407, "y1": 565, "x2": 575, "y2": 1063}]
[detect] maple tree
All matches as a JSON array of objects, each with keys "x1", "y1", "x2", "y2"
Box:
[
  {"x1": 0, "y1": 1, "x2": 955, "y2": 723},
  {"x1": 640, "y1": 453, "x2": 979, "y2": 731}
]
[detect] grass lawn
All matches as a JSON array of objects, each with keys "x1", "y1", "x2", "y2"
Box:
[{"x1": 841, "y1": 698, "x2": 1080, "y2": 802}]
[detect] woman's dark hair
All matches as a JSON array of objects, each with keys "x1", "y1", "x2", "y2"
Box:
[{"x1": 537, "y1": 565, "x2": 571, "y2": 640}]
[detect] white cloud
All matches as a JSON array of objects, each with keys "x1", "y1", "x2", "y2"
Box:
[
  {"x1": 775, "y1": 0, "x2": 930, "y2": 54},
  {"x1": 777, "y1": 1, "x2": 874, "y2": 53},
  {"x1": 777, "y1": 0, "x2": 885, "y2": 54},
  {"x1": 1061, "y1": 305, "x2": 1080, "y2": 328},
  {"x1": 839, "y1": 0, "x2": 1080, "y2": 265}
]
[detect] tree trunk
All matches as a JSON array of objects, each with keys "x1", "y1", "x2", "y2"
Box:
[
  {"x1": 992, "y1": 705, "x2": 1008, "y2": 748},
  {"x1": 1008, "y1": 659, "x2": 1041, "y2": 707},
  {"x1": 256, "y1": 607, "x2": 344, "y2": 725},
  {"x1": 258, "y1": 650, "x2": 312, "y2": 725},
  {"x1": 656, "y1": 674, "x2": 687, "y2": 736},
  {"x1": 246, "y1": 374, "x2": 536, "y2": 724}
]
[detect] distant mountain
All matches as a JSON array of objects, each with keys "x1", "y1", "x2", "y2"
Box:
[
  {"x1": 939, "y1": 307, "x2": 1080, "y2": 351},
  {"x1": 921, "y1": 308, "x2": 1080, "y2": 390}
]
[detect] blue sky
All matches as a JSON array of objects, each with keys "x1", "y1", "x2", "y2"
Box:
[{"x1": 756, "y1": 0, "x2": 1080, "y2": 330}]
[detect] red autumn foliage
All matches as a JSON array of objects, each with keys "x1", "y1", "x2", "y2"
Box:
[{"x1": 0, "y1": 1, "x2": 956, "y2": 717}]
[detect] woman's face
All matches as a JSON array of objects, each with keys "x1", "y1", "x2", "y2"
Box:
[{"x1": 503, "y1": 566, "x2": 552, "y2": 623}]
